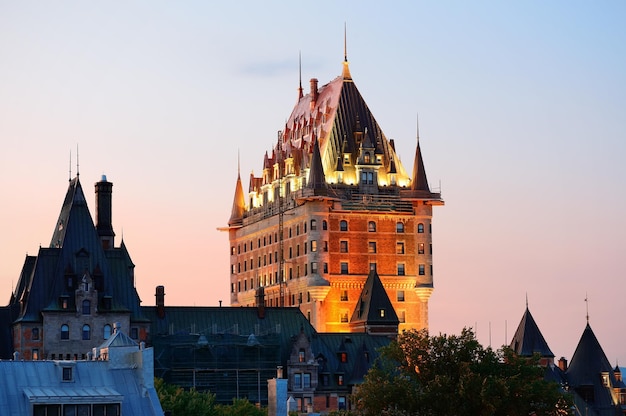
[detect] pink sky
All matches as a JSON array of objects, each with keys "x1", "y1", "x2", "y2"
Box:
[{"x1": 1, "y1": 2, "x2": 625, "y2": 365}]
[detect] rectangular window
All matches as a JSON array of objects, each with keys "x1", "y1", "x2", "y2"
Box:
[
  {"x1": 397, "y1": 290, "x2": 405, "y2": 302},
  {"x1": 340, "y1": 262, "x2": 348, "y2": 274},
  {"x1": 368, "y1": 241, "x2": 377, "y2": 253},
  {"x1": 340, "y1": 240, "x2": 348, "y2": 253},
  {"x1": 323, "y1": 241, "x2": 328, "y2": 252},
  {"x1": 32, "y1": 349, "x2": 39, "y2": 360},
  {"x1": 399, "y1": 310, "x2": 406, "y2": 323},
  {"x1": 131, "y1": 327, "x2": 139, "y2": 339},
  {"x1": 397, "y1": 263, "x2": 405, "y2": 276},
  {"x1": 310, "y1": 219, "x2": 317, "y2": 230},
  {"x1": 311, "y1": 262, "x2": 318, "y2": 273},
  {"x1": 310, "y1": 240, "x2": 317, "y2": 252},
  {"x1": 340, "y1": 290, "x2": 348, "y2": 301},
  {"x1": 323, "y1": 263, "x2": 328, "y2": 273},
  {"x1": 294, "y1": 373, "x2": 302, "y2": 389},
  {"x1": 62, "y1": 367, "x2": 73, "y2": 381},
  {"x1": 303, "y1": 373, "x2": 311, "y2": 388},
  {"x1": 418, "y1": 243, "x2": 425, "y2": 254},
  {"x1": 396, "y1": 242, "x2": 405, "y2": 254},
  {"x1": 419, "y1": 264, "x2": 425, "y2": 275}
]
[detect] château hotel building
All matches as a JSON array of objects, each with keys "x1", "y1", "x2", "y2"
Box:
[{"x1": 225, "y1": 54, "x2": 443, "y2": 333}]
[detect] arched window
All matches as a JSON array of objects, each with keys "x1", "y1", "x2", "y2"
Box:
[
  {"x1": 82, "y1": 300, "x2": 91, "y2": 315},
  {"x1": 340, "y1": 220, "x2": 348, "y2": 231},
  {"x1": 364, "y1": 152, "x2": 371, "y2": 163},
  {"x1": 396, "y1": 222, "x2": 405, "y2": 233},
  {"x1": 103, "y1": 324, "x2": 112, "y2": 340},
  {"x1": 82, "y1": 325, "x2": 91, "y2": 340},
  {"x1": 310, "y1": 219, "x2": 317, "y2": 230},
  {"x1": 299, "y1": 348, "x2": 306, "y2": 363},
  {"x1": 418, "y1": 223, "x2": 424, "y2": 233},
  {"x1": 368, "y1": 221, "x2": 376, "y2": 232},
  {"x1": 61, "y1": 324, "x2": 69, "y2": 340},
  {"x1": 322, "y1": 220, "x2": 328, "y2": 230}
]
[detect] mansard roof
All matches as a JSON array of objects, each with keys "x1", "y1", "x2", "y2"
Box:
[
  {"x1": 6, "y1": 176, "x2": 147, "y2": 326},
  {"x1": 349, "y1": 270, "x2": 399, "y2": 329},
  {"x1": 509, "y1": 306, "x2": 554, "y2": 358}
]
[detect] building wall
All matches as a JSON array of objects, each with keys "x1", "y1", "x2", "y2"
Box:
[{"x1": 229, "y1": 194, "x2": 436, "y2": 332}]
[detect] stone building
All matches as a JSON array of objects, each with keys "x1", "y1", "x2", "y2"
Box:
[
  {"x1": 0, "y1": 175, "x2": 150, "y2": 361},
  {"x1": 224, "y1": 51, "x2": 443, "y2": 333}
]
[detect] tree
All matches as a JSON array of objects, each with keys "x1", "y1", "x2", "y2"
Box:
[
  {"x1": 155, "y1": 378, "x2": 266, "y2": 416},
  {"x1": 353, "y1": 329, "x2": 571, "y2": 416}
]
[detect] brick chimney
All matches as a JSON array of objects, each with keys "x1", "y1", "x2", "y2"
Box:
[
  {"x1": 156, "y1": 286, "x2": 165, "y2": 319},
  {"x1": 309, "y1": 78, "x2": 318, "y2": 110},
  {"x1": 558, "y1": 357, "x2": 568, "y2": 372},
  {"x1": 95, "y1": 175, "x2": 115, "y2": 249},
  {"x1": 256, "y1": 286, "x2": 266, "y2": 319}
]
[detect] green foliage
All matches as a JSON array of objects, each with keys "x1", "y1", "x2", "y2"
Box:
[
  {"x1": 155, "y1": 378, "x2": 267, "y2": 416},
  {"x1": 353, "y1": 329, "x2": 572, "y2": 416},
  {"x1": 155, "y1": 377, "x2": 217, "y2": 416}
]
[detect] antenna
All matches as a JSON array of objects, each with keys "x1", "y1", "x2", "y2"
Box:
[{"x1": 585, "y1": 293, "x2": 589, "y2": 323}]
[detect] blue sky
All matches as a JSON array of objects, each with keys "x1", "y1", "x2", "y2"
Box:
[{"x1": 1, "y1": 1, "x2": 625, "y2": 364}]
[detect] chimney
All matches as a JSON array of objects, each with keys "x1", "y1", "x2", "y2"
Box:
[
  {"x1": 256, "y1": 286, "x2": 266, "y2": 319},
  {"x1": 156, "y1": 286, "x2": 165, "y2": 319},
  {"x1": 558, "y1": 357, "x2": 568, "y2": 372},
  {"x1": 309, "y1": 78, "x2": 318, "y2": 110},
  {"x1": 95, "y1": 175, "x2": 115, "y2": 249}
]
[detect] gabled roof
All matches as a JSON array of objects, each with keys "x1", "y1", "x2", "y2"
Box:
[
  {"x1": 349, "y1": 270, "x2": 399, "y2": 329},
  {"x1": 509, "y1": 307, "x2": 554, "y2": 358}
]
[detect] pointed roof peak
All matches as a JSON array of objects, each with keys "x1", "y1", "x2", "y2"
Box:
[
  {"x1": 342, "y1": 23, "x2": 352, "y2": 81},
  {"x1": 510, "y1": 305, "x2": 554, "y2": 358},
  {"x1": 349, "y1": 270, "x2": 399, "y2": 332}
]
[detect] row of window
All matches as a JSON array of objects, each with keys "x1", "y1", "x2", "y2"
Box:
[
  {"x1": 34, "y1": 403, "x2": 120, "y2": 416},
  {"x1": 233, "y1": 260, "x2": 432, "y2": 293},
  {"x1": 231, "y1": 220, "x2": 433, "y2": 256},
  {"x1": 231, "y1": 219, "x2": 328, "y2": 255},
  {"x1": 57, "y1": 324, "x2": 139, "y2": 341}
]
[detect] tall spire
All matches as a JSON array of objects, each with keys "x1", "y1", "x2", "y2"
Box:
[
  {"x1": 411, "y1": 114, "x2": 430, "y2": 192},
  {"x1": 228, "y1": 154, "x2": 246, "y2": 227},
  {"x1": 342, "y1": 22, "x2": 352, "y2": 80},
  {"x1": 298, "y1": 50, "x2": 303, "y2": 100}
]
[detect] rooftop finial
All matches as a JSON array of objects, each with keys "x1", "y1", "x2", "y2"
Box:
[
  {"x1": 344, "y1": 22, "x2": 348, "y2": 62},
  {"x1": 416, "y1": 112, "x2": 420, "y2": 144},
  {"x1": 237, "y1": 149, "x2": 241, "y2": 179},
  {"x1": 69, "y1": 149, "x2": 72, "y2": 181},
  {"x1": 525, "y1": 292, "x2": 528, "y2": 309},
  {"x1": 585, "y1": 293, "x2": 589, "y2": 323},
  {"x1": 76, "y1": 144, "x2": 80, "y2": 177},
  {"x1": 298, "y1": 50, "x2": 303, "y2": 99},
  {"x1": 342, "y1": 23, "x2": 352, "y2": 80}
]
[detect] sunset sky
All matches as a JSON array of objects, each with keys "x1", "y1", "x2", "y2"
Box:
[{"x1": 1, "y1": 2, "x2": 624, "y2": 364}]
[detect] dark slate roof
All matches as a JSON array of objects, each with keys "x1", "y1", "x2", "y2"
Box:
[
  {"x1": 7, "y1": 177, "x2": 147, "y2": 324},
  {"x1": 566, "y1": 323, "x2": 618, "y2": 413},
  {"x1": 509, "y1": 307, "x2": 554, "y2": 358},
  {"x1": 350, "y1": 270, "x2": 399, "y2": 327},
  {"x1": 307, "y1": 137, "x2": 327, "y2": 194},
  {"x1": 141, "y1": 305, "x2": 393, "y2": 402},
  {"x1": 411, "y1": 141, "x2": 430, "y2": 192}
]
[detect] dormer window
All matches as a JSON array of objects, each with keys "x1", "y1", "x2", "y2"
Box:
[
  {"x1": 379, "y1": 308, "x2": 385, "y2": 318},
  {"x1": 364, "y1": 152, "x2": 371, "y2": 163},
  {"x1": 62, "y1": 367, "x2": 73, "y2": 381},
  {"x1": 340, "y1": 352, "x2": 347, "y2": 363},
  {"x1": 299, "y1": 348, "x2": 305, "y2": 363}
]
